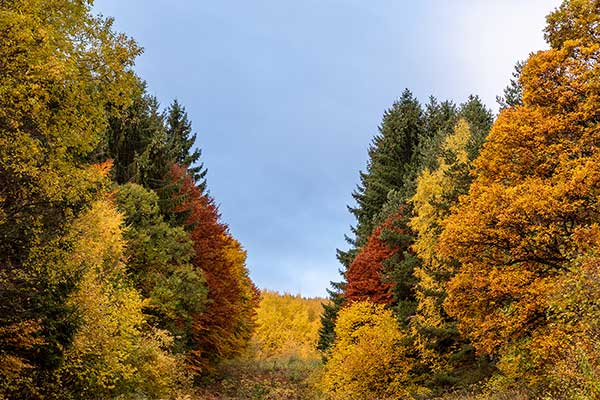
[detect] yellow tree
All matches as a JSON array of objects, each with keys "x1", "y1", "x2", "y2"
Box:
[
  {"x1": 410, "y1": 119, "x2": 491, "y2": 385},
  {"x1": 439, "y1": 0, "x2": 600, "y2": 389},
  {"x1": 0, "y1": 0, "x2": 139, "y2": 394},
  {"x1": 320, "y1": 301, "x2": 417, "y2": 400},
  {"x1": 250, "y1": 290, "x2": 323, "y2": 360},
  {"x1": 60, "y1": 199, "x2": 187, "y2": 399}
]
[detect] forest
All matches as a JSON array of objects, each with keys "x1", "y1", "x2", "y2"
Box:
[{"x1": 2, "y1": 0, "x2": 600, "y2": 399}]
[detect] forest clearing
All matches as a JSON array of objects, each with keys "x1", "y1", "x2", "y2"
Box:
[{"x1": 2, "y1": 0, "x2": 600, "y2": 399}]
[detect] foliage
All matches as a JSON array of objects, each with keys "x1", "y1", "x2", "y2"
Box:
[
  {"x1": 320, "y1": 301, "x2": 417, "y2": 400},
  {"x1": 165, "y1": 100, "x2": 208, "y2": 190},
  {"x1": 496, "y1": 61, "x2": 525, "y2": 110},
  {"x1": 0, "y1": 0, "x2": 139, "y2": 395},
  {"x1": 439, "y1": 0, "x2": 600, "y2": 391},
  {"x1": 59, "y1": 199, "x2": 188, "y2": 399},
  {"x1": 170, "y1": 165, "x2": 259, "y2": 372},
  {"x1": 408, "y1": 119, "x2": 493, "y2": 388},
  {"x1": 249, "y1": 291, "x2": 324, "y2": 361},
  {"x1": 115, "y1": 183, "x2": 208, "y2": 353}
]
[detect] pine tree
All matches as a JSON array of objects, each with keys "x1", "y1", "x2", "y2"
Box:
[{"x1": 349, "y1": 89, "x2": 424, "y2": 247}]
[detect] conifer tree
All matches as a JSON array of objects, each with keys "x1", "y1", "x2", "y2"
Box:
[{"x1": 165, "y1": 100, "x2": 208, "y2": 191}]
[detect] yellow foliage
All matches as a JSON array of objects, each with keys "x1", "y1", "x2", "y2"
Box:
[
  {"x1": 320, "y1": 301, "x2": 417, "y2": 400},
  {"x1": 60, "y1": 199, "x2": 189, "y2": 398},
  {"x1": 409, "y1": 119, "x2": 477, "y2": 372},
  {"x1": 250, "y1": 290, "x2": 323, "y2": 360}
]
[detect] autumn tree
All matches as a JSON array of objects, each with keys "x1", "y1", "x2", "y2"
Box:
[
  {"x1": 250, "y1": 291, "x2": 324, "y2": 360},
  {"x1": 59, "y1": 199, "x2": 188, "y2": 399},
  {"x1": 409, "y1": 119, "x2": 492, "y2": 388},
  {"x1": 439, "y1": 0, "x2": 600, "y2": 390},
  {"x1": 320, "y1": 301, "x2": 418, "y2": 400},
  {"x1": 0, "y1": 0, "x2": 139, "y2": 395},
  {"x1": 170, "y1": 165, "x2": 259, "y2": 372}
]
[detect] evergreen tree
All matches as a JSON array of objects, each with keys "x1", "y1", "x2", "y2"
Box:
[
  {"x1": 348, "y1": 89, "x2": 424, "y2": 248},
  {"x1": 496, "y1": 61, "x2": 524, "y2": 110},
  {"x1": 165, "y1": 100, "x2": 208, "y2": 191},
  {"x1": 105, "y1": 86, "x2": 168, "y2": 187}
]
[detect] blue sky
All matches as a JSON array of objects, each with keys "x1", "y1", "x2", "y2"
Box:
[{"x1": 94, "y1": 0, "x2": 561, "y2": 297}]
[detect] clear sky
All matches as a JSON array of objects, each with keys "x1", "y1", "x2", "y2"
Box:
[{"x1": 93, "y1": 0, "x2": 561, "y2": 297}]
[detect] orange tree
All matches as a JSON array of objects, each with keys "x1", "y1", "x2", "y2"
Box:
[{"x1": 439, "y1": 0, "x2": 600, "y2": 389}]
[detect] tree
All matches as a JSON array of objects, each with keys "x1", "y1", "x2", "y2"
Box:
[
  {"x1": 59, "y1": 199, "x2": 187, "y2": 399},
  {"x1": 170, "y1": 165, "x2": 259, "y2": 372},
  {"x1": 320, "y1": 90, "x2": 429, "y2": 353},
  {"x1": 439, "y1": 0, "x2": 600, "y2": 389},
  {"x1": 348, "y1": 89, "x2": 424, "y2": 247},
  {"x1": 250, "y1": 291, "x2": 323, "y2": 360},
  {"x1": 409, "y1": 119, "x2": 492, "y2": 388},
  {"x1": 115, "y1": 183, "x2": 208, "y2": 353},
  {"x1": 0, "y1": 0, "x2": 139, "y2": 395},
  {"x1": 496, "y1": 61, "x2": 525, "y2": 110},
  {"x1": 345, "y1": 217, "x2": 400, "y2": 306},
  {"x1": 165, "y1": 100, "x2": 207, "y2": 191},
  {"x1": 320, "y1": 301, "x2": 417, "y2": 400}
]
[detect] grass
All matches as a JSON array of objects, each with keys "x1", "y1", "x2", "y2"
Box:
[{"x1": 191, "y1": 357, "x2": 324, "y2": 400}]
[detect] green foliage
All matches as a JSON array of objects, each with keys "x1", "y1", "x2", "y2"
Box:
[
  {"x1": 496, "y1": 61, "x2": 524, "y2": 110},
  {"x1": 115, "y1": 183, "x2": 208, "y2": 352},
  {"x1": 165, "y1": 100, "x2": 208, "y2": 190}
]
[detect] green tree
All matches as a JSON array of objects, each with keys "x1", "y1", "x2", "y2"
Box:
[
  {"x1": 496, "y1": 61, "x2": 525, "y2": 110},
  {"x1": 115, "y1": 183, "x2": 208, "y2": 353},
  {"x1": 165, "y1": 100, "x2": 207, "y2": 191}
]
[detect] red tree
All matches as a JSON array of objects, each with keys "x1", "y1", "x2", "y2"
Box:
[
  {"x1": 170, "y1": 165, "x2": 259, "y2": 372},
  {"x1": 344, "y1": 216, "x2": 402, "y2": 305}
]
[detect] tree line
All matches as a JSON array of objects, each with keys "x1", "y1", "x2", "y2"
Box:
[
  {"x1": 0, "y1": 1, "x2": 258, "y2": 398},
  {"x1": 318, "y1": 0, "x2": 600, "y2": 398}
]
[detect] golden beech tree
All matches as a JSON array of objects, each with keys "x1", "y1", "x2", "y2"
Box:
[{"x1": 439, "y1": 0, "x2": 600, "y2": 388}]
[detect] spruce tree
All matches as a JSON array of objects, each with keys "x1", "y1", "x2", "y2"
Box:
[{"x1": 165, "y1": 100, "x2": 208, "y2": 192}]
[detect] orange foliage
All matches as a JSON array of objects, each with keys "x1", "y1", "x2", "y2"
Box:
[
  {"x1": 438, "y1": 0, "x2": 600, "y2": 386},
  {"x1": 170, "y1": 165, "x2": 259, "y2": 372}
]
